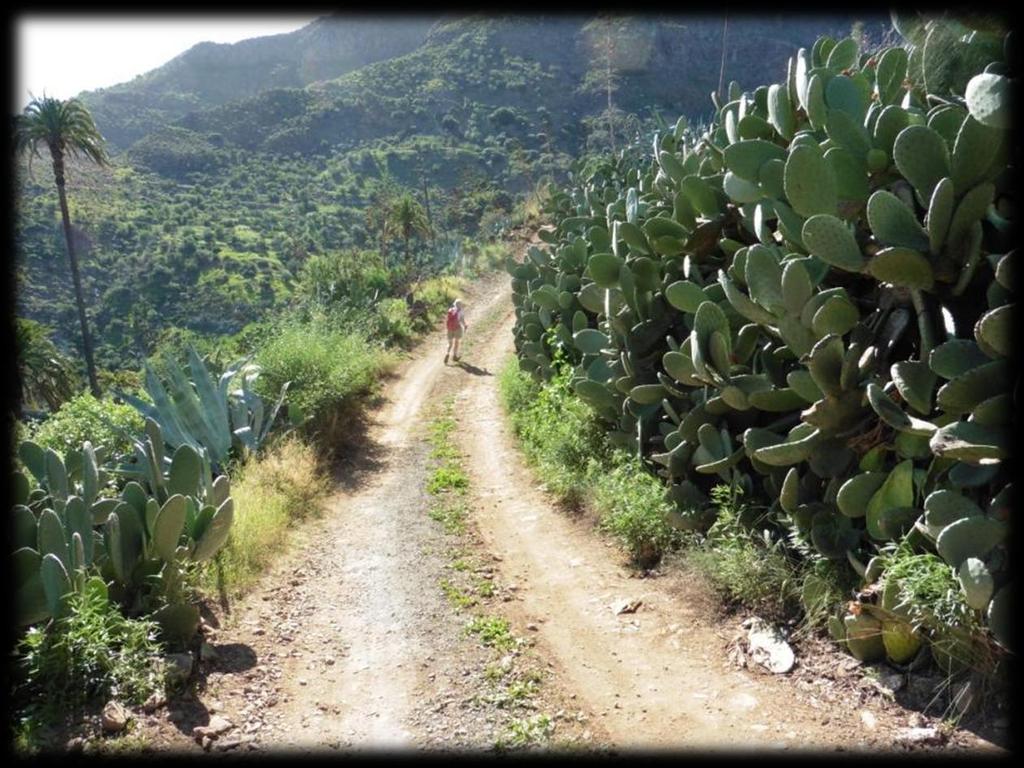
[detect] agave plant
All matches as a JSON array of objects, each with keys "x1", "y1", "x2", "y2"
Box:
[{"x1": 116, "y1": 345, "x2": 289, "y2": 472}]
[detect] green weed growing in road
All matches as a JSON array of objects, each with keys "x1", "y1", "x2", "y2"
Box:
[{"x1": 465, "y1": 615, "x2": 516, "y2": 650}]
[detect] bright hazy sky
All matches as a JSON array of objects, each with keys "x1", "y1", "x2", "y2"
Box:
[{"x1": 16, "y1": 16, "x2": 320, "y2": 112}]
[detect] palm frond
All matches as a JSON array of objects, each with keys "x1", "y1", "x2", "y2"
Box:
[{"x1": 14, "y1": 95, "x2": 109, "y2": 169}]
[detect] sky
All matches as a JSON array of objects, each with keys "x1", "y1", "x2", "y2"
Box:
[{"x1": 16, "y1": 16, "x2": 320, "y2": 112}]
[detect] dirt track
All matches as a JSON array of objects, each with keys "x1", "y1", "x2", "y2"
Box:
[{"x1": 137, "y1": 248, "x2": 1003, "y2": 755}]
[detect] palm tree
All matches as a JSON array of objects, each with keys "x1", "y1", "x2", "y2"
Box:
[
  {"x1": 15, "y1": 318, "x2": 80, "y2": 413},
  {"x1": 387, "y1": 192, "x2": 431, "y2": 270},
  {"x1": 15, "y1": 95, "x2": 109, "y2": 397}
]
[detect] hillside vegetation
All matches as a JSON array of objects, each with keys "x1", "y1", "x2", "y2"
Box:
[{"x1": 15, "y1": 14, "x2": 884, "y2": 375}]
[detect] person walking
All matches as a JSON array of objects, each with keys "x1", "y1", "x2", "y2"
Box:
[{"x1": 444, "y1": 298, "x2": 467, "y2": 364}]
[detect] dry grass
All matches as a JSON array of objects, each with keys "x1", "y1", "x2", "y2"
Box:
[{"x1": 203, "y1": 435, "x2": 331, "y2": 599}]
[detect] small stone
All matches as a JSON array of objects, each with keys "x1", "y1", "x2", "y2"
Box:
[
  {"x1": 875, "y1": 672, "x2": 905, "y2": 696},
  {"x1": 613, "y1": 599, "x2": 642, "y2": 615},
  {"x1": 142, "y1": 691, "x2": 167, "y2": 713},
  {"x1": 66, "y1": 736, "x2": 87, "y2": 752},
  {"x1": 101, "y1": 701, "x2": 130, "y2": 733},
  {"x1": 860, "y1": 710, "x2": 877, "y2": 730},
  {"x1": 214, "y1": 736, "x2": 243, "y2": 751},
  {"x1": 298, "y1": 679, "x2": 307, "y2": 686},
  {"x1": 908, "y1": 712, "x2": 927, "y2": 729},
  {"x1": 744, "y1": 617, "x2": 795, "y2": 674},
  {"x1": 526, "y1": 623, "x2": 539, "y2": 631},
  {"x1": 252, "y1": 627, "x2": 266, "y2": 635},
  {"x1": 895, "y1": 727, "x2": 946, "y2": 747},
  {"x1": 193, "y1": 715, "x2": 234, "y2": 740}
]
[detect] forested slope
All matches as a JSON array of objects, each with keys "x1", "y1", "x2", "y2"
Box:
[{"x1": 16, "y1": 14, "x2": 885, "y2": 372}]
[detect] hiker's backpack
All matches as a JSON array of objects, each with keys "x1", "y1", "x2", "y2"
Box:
[{"x1": 446, "y1": 306, "x2": 460, "y2": 331}]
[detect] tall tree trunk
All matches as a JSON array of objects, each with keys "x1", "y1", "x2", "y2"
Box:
[
  {"x1": 52, "y1": 150, "x2": 101, "y2": 398},
  {"x1": 420, "y1": 174, "x2": 436, "y2": 253},
  {"x1": 606, "y1": 25, "x2": 616, "y2": 154},
  {"x1": 717, "y1": 15, "x2": 729, "y2": 102}
]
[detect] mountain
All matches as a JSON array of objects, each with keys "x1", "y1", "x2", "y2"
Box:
[
  {"x1": 16, "y1": 14, "x2": 891, "y2": 372},
  {"x1": 79, "y1": 15, "x2": 439, "y2": 148},
  {"x1": 86, "y1": 14, "x2": 891, "y2": 164}
]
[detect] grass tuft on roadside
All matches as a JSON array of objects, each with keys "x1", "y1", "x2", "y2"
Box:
[
  {"x1": 202, "y1": 435, "x2": 331, "y2": 599},
  {"x1": 499, "y1": 359, "x2": 680, "y2": 567},
  {"x1": 684, "y1": 485, "x2": 802, "y2": 622},
  {"x1": 498, "y1": 358, "x2": 857, "y2": 630}
]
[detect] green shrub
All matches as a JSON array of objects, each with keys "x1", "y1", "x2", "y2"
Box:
[
  {"x1": 593, "y1": 452, "x2": 682, "y2": 568},
  {"x1": 686, "y1": 486, "x2": 802, "y2": 622},
  {"x1": 255, "y1": 315, "x2": 393, "y2": 439},
  {"x1": 374, "y1": 297, "x2": 415, "y2": 346},
  {"x1": 408, "y1": 275, "x2": 463, "y2": 332},
  {"x1": 460, "y1": 239, "x2": 510, "y2": 277},
  {"x1": 13, "y1": 581, "x2": 165, "y2": 732},
  {"x1": 148, "y1": 325, "x2": 243, "y2": 373},
  {"x1": 500, "y1": 360, "x2": 678, "y2": 566},
  {"x1": 878, "y1": 542, "x2": 999, "y2": 678},
  {"x1": 296, "y1": 249, "x2": 392, "y2": 310},
  {"x1": 798, "y1": 556, "x2": 858, "y2": 632},
  {"x1": 30, "y1": 392, "x2": 144, "y2": 464},
  {"x1": 881, "y1": 543, "x2": 982, "y2": 639},
  {"x1": 499, "y1": 359, "x2": 604, "y2": 505}
]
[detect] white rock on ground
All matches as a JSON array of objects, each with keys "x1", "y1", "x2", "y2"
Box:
[{"x1": 743, "y1": 617, "x2": 796, "y2": 674}]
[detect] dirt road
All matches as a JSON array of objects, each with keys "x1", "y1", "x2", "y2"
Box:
[{"x1": 139, "y1": 255, "x2": 1002, "y2": 754}]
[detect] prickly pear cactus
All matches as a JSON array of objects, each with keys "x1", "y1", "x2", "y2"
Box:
[
  {"x1": 509, "y1": 13, "x2": 1013, "y2": 656},
  {"x1": 12, "y1": 427, "x2": 236, "y2": 642}
]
